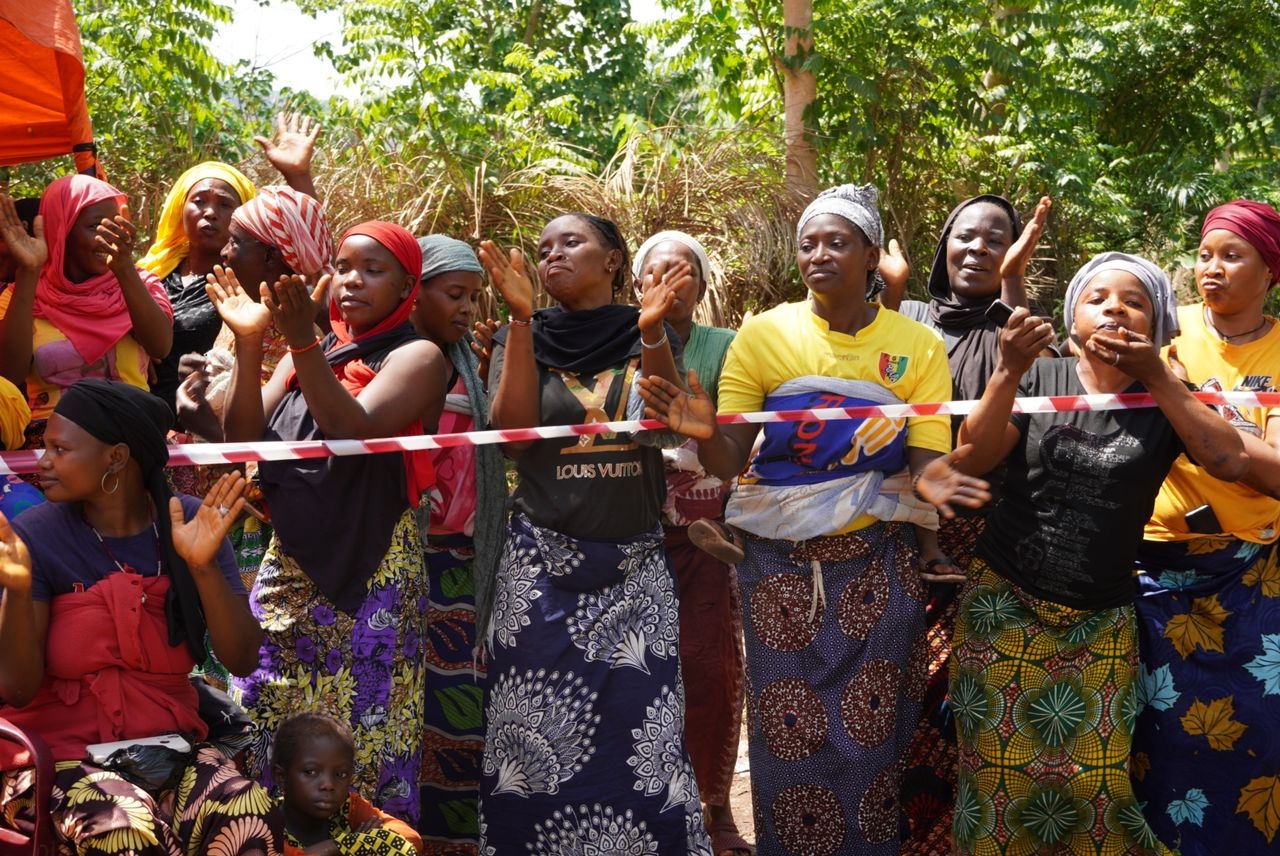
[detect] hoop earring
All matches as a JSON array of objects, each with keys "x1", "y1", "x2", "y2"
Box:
[{"x1": 101, "y1": 470, "x2": 120, "y2": 495}]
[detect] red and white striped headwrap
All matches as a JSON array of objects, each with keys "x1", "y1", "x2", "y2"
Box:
[{"x1": 230, "y1": 186, "x2": 333, "y2": 277}]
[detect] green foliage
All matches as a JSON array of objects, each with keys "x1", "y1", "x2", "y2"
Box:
[
  {"x1": 7, "y1": 0, "x2": 302, "y2": 223},
  {"x1": 294, "y1": 0, "x2": 658, "y2": 165},
  {"x1": 14, "y1": 0, "x2": 1276, "y2": 319}
]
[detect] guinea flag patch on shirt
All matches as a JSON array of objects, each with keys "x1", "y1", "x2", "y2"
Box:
[{"x1": 879, "y1": 353, "x2": 908, "y2": 384}]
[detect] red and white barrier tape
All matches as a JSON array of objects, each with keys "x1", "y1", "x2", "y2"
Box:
[{"x1": 2, "y1": 390, "x2": 1275, "y2": 475}]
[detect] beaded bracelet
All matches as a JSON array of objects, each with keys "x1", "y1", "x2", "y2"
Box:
[
  {"x1": 509, "y1": 316, "x2": 532, "y2": 327},
  {"x1": 288, "y1": 338, "x2": 321, "y2": 355}
]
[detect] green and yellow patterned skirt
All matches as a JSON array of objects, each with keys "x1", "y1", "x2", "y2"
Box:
[{"x1": 950, "y1": 559, "x2": 1167, "y2": 856}]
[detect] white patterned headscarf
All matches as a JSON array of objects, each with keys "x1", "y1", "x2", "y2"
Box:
[
  {"x1": 1064, "y1": 251, "x2": 1179, "y2": 348},
  {"x1": 796, "y1": 184, "x2": 883, "y2": 247},
  {"x1": 632, "y1": 230, "x2": 714, "y2": 285}
]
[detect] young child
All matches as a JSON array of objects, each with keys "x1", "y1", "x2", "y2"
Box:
[{"x1": 273, "y1": 713, "x2": 423, "y2": 856}]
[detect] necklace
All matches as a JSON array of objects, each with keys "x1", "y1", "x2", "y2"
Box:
[
  {"x1": 1204, "y1": 306, "x2": 1268, "y2": 343},
  {"x1": 88, "y1": 519, "x2": 162, "y2": 575}
]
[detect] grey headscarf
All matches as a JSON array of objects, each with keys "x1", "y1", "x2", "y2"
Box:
[
  {"x1": 632, "y1": 230, "x2": 713, "y2": 285},
  {"x1": 414, "y1": 234, "x2": 507, "y2": 647},
  {"x1": 418, "y1": 235, "x2": 484, "y2": 281},
  {"x1": 1064, "y1": 251, "x2": 1179, "y2": 348},
  {"x1": 796, "y1": 184, "x2": 883, "y2": 247}
]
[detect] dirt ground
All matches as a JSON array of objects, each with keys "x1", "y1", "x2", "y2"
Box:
[{"x1": 726, "y1": 724, "x2": 757, "y2": 846}]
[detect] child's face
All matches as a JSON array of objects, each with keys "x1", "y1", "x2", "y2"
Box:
[{"x1": 278, "y1": 733, "x2": 355, "y2": 824}]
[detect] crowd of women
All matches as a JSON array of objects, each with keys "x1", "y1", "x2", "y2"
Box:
[{"x1": 0, "y1": 114, "x2": 1277, "y2": 856}]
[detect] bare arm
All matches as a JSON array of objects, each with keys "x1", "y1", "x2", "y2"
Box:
[
  {"x1": 170, "y1": 474, "x2": 262, "y2": 676},
  {"x1": 269, "y1": 276, "x2": 447, "y2": 438},
  {"x1": 0, "y1": 196, "x2": 44, "y2": 390},
  {"x1": 98, "y1": 212, "x2": 173, "y2": 358},
  {"x1": 956, "y1": 307, "x2": 1052, "y2": 474},
  {"x1": 479, "y1": 242, "x2": 540, "y2": 455},
  {"x1": 1239, "y1": 416, "x2": 1280, "y2": 498},
  {"x1": 636, "y1": 370, "x2": 759, "y2": 480},
  {"x1": 636, "y1": 259, "x2": 689, "y2": 390},
  {"x1": 0, "y1": 514, "x2": 46, "y2": 706},
  {"x1": 1092, "y1": 328, "x2": 1248, "y2": 482},
  {"x1": 207, "y1": 267, "x2": 274, "y2": 442}
]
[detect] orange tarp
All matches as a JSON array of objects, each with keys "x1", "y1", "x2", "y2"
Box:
[{"x1": 0, "y1": 0, "x2": 98, "y2": 173}]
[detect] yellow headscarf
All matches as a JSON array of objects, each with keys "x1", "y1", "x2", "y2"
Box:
[{"x1": 138, "y1": 161, "x2": 256, "y2": 279}]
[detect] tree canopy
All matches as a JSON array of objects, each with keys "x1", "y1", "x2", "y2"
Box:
[{"x1": 7, "y1": 0, "x2": 1279, "y2": 319}]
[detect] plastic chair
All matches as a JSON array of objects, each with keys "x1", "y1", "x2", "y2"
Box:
[{"x1": 0, "y1": 715, "x2": 55, "y2": 856}]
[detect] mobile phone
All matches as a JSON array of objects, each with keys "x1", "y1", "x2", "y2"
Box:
[
  {"x1": 985, "y1": 299, "x2": 1015, "y2": 327},
  {"x1": 86, "y1": 733, "x2": 191, "y2": 765},
  {"x1": 1184, "y1": 504, "x2": 1222, "y2": 535}
]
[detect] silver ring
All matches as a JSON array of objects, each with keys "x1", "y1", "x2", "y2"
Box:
[
  {"x1": 1112, "y1": 352, "x2": 1120, "y2": 366},
  {"x1": 217, "y1": 504, "x2": 229, "y2": 517}
]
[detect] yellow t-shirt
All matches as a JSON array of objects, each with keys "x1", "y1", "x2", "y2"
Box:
[
  {"x1": 27, "y1": 318, "x2": 150, "y2": 421},
  {"x1": 718, "y1": 301, "x2": 952, "y2": 533},
  {"x1": 1146, "y1": 303, "x2": 1280, "y2": 543}
]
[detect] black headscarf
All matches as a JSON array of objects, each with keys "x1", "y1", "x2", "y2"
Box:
[
  {"x1": 54, "y1": 379, "x2": 207, "y2": 660},
  {"x1": 926, "y1": 195, "x2": 1023, "y2": 403}
]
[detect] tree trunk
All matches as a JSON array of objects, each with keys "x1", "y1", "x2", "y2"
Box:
[{"x1": 782, "y1": 0, "x2": 818, "y2": 196}]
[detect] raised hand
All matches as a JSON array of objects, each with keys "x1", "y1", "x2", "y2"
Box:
[
  {"x1": 0, "y1": 511, "x2": 32, "y2": 596},
  {"x1": 638, "y1": 258, "x2": 691, "y2": 333},
  {"x1": 470, "y1": 318, "x2": 501, "y2": 386},
  {"x1": 997, "y1": 307, "x2": 1054, "y2": 376},
  {"x1": 254, "y1": 111, "x2": 320, "y2": 180},
  {"x1": 170, "y1": 472, "x2": 247, "y2": 569},
  {"x1": 0, "y1": 194, "x2": 46, "y2": 272},
  {"x1": 638, "y1": 370, "x2": 718, "y2": 440},
  {"x1": 878, "y1": 238, "x2": 910, "y2": 297},
  {"x1": 477, "y1": 241, "x2": 534, "y2": 321},
  {"x1": 206, "y1": 264, "x2": 272, "y2": 338},
  {"x1": 95, "y1": 204, "x2": 139, "y2": 274},
  {"x1": 912, "y1": 445, "x2": 993, "y2": 519},
  {"x1": 1002, "y1": 195, "x2": 1052, "y2": 281},
  {"x1": 263, "y1": 274, "x2": 327, "y2": 346}
]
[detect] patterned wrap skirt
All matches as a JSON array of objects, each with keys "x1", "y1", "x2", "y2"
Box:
[
  {"x1": 478, "y1": 512, "x2": 711, "y2": 855},
  {"x1": 951, "y1": 559, "x2": 1167, "y2": 855},
  {"x1": 0, "y1": 745, "x2": 281, "y2": 855},
  {"x1": 901, "y1": 513, "x2": 986, "y2": 853},
  {"x1": 421, "y1": 535, "x2": 486, "y2": 855},
  {"x1": 1133, "y1": 537, "x2": 1280, "y2": 854},
  {"x1": 233, "y1": 508, "x2": 429, "y2": 826},
  {"x1": 737, "y1": 520, "x2": 927, "y2": 856},
  {"x1": 664, "y1": 525, "x2": 745, "y2": 809}
]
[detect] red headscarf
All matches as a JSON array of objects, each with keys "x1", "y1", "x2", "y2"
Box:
[
  {"x1": 328, "y1": 220, "x2": 423, "y2": 343},
  {"x1": 1202, "y1": 199, "x2": 1280, "y2": 286},
  {"x1": 35, "y1": 175, "x2": 173, "y2": 363},
  {"x1": 309, "y1": 220, "x2": 432, "y2": 506}
]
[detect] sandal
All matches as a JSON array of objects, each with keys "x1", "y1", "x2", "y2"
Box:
[
  {"x1": 708, "y1": 818, "x2": 753, "y2": 856},
  {"x1": 689, "y1": 519, "x2": 745, "y2": 565}
]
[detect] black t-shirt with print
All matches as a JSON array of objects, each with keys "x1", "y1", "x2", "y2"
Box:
[
  {"x1": 489, "y1": 343, "x2": 666, "y2": 540},
  {"x1": 978, "y1": 357, "x2": 1185, "y2": 609}
]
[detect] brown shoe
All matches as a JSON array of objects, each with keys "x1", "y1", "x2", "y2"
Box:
[{"x1": 689, "y1": 519, "x2": 745, "y2": 564}]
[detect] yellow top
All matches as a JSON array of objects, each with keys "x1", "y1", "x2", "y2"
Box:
[
  {"x1": 1146, "y1": 303, "x2": 1280, "y2": 543},
  {"x1": 718, "y1": 300, "x2": 952, "y2": 533}
]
